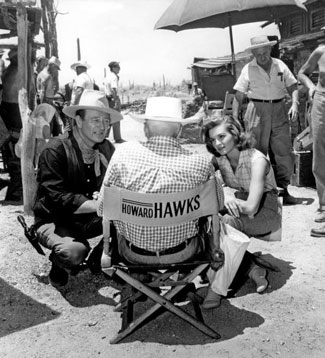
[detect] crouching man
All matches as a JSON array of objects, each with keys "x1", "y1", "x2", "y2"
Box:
[{"x1": 33, "y1": 90, "x2": 122, "y2": 287}]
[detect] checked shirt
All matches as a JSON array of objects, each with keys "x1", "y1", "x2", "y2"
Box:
[{"x1": 98, "y1": 136, "x2": 224, "y2": 251}]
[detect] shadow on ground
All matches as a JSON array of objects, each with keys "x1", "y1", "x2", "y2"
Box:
[{"x1": 0, "y1": 278, "x2": 60, "y2": 338}]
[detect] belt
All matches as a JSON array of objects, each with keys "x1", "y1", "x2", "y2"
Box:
[
  {"x1": 250, "y1": 98, "x2": 283, "y2": 103},
  {"x1": 126, "y1": 239, "x2": 190, "y2": 257}
]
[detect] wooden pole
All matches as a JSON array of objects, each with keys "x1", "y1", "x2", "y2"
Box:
[
  {"x1": 77, "y1": 38, "x2": 81, "y2": 60},
  {"x1": 17, "y1": 4, "x2": 37, "y2": 216}
]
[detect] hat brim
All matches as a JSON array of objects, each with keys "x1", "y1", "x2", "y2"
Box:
[
  {"x1": 71, "y1": 63, "x2": 90, "y2": 71},
  {"x1": 129, "y1": 113, "x2": 198, "y2": 124},
  {"x1": 248, "y1": 40, "x2": 277, "y2": 51},
  {"x1": 63, "y1": 105, "x2": 123, "y2": 124}
]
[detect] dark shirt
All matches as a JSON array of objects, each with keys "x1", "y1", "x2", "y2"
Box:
[{"x1": 33, "y1": 133, "x2": 115, "y2": 228}]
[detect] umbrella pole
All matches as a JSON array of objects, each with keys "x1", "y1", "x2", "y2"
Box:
[{"x1": 228, "y1": 14, "x2": 236, "y2": 78}]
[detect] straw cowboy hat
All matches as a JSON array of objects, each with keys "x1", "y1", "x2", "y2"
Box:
[
  {"x1": 247, "y1": 36, "x2": 277, "y2": 51},
  {"x1": 71, "y1": 60, "x2": 91, "y2": 71},
  {"x1": 48, "y1": 56, "x2": 61, "y2": 70},
  {"x1": 129, "y1": 97, "x2": 192, "y2": 124},
  {"x1": 63, "y1": 89, "x2": 123, "y2": 124}
]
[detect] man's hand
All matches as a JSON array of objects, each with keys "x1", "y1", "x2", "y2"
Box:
[{"x1": 288, "y1": 103, "x2": 299, "y2": 123}]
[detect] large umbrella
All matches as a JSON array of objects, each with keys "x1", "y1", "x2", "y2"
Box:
[{"x1": 154, "y1": 0, "x2": 307, "y2": 75}]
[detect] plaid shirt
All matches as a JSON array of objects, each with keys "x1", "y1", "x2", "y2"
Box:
[
  {"x1": 216, "y1": 148, "x2": 277, "y2": 192},
  {"x1": 98, "y1": 136, "x2": 224, "y2": 251}
]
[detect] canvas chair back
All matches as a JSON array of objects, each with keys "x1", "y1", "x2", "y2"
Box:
[{"x1": 101, "y1": 178, "x2": 220, "y2": 264}]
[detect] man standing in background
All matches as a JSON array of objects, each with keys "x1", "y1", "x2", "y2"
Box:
[
  {"x1": 70, "y1": 60, "x2": 94, "y2": 105},
  {"x1": 104, "y1": 61, "x2": 125, "y2": 143},
  {"x1": 233, "y1": 36, "x2": 299, "y2": 205}
]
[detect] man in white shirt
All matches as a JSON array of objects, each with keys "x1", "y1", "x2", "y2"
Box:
[
  {"x1": 104, "y1": 61, "x2": 125, "y2": 143},
  {"x1": 233, "y1": 36, "x2": 299, "y2": 205},
  {"x1": 70, "y1": 60, "x2": 94, "y2": 105}
]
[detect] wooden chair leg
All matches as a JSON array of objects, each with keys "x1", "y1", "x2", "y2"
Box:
[{"x1": 110, "y1": 264, "x2": 220, "y2": 344}]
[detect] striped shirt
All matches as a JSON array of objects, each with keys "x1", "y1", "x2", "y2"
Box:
[{"x1": 98, "y1": 136, "x2": 224, "y2": 251}]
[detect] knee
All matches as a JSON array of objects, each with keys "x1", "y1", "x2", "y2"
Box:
[{"x1": 53, "y1": 242, "x2": 89, "y2": 268}]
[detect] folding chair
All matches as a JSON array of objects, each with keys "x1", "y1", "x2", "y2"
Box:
[{"x1": 101, "y1": 178, "x2": 222, "y2": 344}]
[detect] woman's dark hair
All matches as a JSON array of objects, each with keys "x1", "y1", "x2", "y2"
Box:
[{"x1": 201, "y1": 115, "x2": 255, "y2": 157}]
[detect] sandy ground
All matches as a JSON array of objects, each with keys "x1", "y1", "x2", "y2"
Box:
[{"x1": 1, "y1": 115, "x2": 325, "y2": 358}]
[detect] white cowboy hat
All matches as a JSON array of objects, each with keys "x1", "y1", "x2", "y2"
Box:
[
  {"x1": 71, "y1": 60, "x2": 91, "y2": 71},
  {"x1": 48, "y1": 56, "x2": 61, "y2": 70},
  {"x1": 129, "y1": 96, "x2": 196, "y2": 124},
  {"x1": 247, "y1": 36, "x2": 277, "y2": 51},
  {"x1": 63, "y1": 90, "x2": 123, "y2": 124}
]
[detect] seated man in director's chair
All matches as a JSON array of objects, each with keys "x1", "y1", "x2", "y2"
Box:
[{"x1": 96, "y1": 97, "x2": 227, "y2": 343}]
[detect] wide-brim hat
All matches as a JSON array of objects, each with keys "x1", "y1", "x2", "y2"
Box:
[
  {"x1": 63, "y1": 89, "x2": 123, "y2": 124},
  {"x1": 247, "y1": 36, "x2": 277, "y2": 51},
  {"x1": 129, "y1": 96, "x2": 193, "y2": 124},
  {"x1": 48, "y1": 56, "x2": 61, "y2": 70},
  {"x1": 71, "y1": 60, "x2": 91, "y2": 71}
]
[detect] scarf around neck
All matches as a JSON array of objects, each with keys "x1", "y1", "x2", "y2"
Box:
[{"x1": 73, "y1": 126, "x2": 108, "y2": 177}]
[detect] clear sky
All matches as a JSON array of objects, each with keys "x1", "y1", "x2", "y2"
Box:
[{"x1": 52, "y1": 0, "x2": 280, "y2": 88}]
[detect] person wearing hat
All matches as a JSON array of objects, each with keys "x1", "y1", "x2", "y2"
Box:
[
  {"x1": 104, "y1": 60, "x2": 126, "y2": 143},
  {"x1": 70, "y1": 60, "x2": 94, "y2": 106},
  {"x1": 298, "y1": 44, "x2": 325, "y2": 236},
  {"x1": 34, "y1": 55, "x2": 48, "y2": 104},
  {"x1": 233, "y1": 35, "x2": 299, "y2": 205},
  {"x1": 36, "y1": 56, "x2": 61, "y2": 105},
  {"x1": 97, "y1": 96, "x2": 226, "y2": 307},
  {"x1": 33, "y1": 90, "x2": 122, "y2": 287},
  {"x1": 0, "y1": 47, "x2": 23, "y2": 201}
]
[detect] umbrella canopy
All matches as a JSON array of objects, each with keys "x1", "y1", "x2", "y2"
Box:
[
  {"x1": 154, "y1": 0, "x2": 307, "y2": 31},
  {"x1": 155, "y1": 0, "x2": 307, "y2": 75}
]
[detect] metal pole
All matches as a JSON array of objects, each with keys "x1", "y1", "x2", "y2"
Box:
[
  {"x1": 77, "y1": 38, "x2": 81, "y2": 60},
  {"x1": 228, "y1": 13, "x2": 236, "y2": 78}
]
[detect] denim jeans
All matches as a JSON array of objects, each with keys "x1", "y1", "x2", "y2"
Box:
[{"x1": 311, "y1": 91, "x2": 325, "y2": 209}]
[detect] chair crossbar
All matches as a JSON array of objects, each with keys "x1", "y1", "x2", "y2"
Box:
[{"x1": 108, "y1": 263, "x2": 220, "y2": 344}]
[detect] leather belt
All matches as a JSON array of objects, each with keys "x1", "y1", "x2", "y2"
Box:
[
  {"x1": 250, "y1": 98, "x2": 283, "y2": 103},
  {"x1": 126, "y1": 239, "x2": 190, "y2": 257}
]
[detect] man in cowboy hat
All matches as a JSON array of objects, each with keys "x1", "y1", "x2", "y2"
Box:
[
  {"x1": 37, "y1": 56, "x2": 61, "y2": 104},
  {"x1": 233, "y1": 35, "x2": 299, "y2": 205},
  {"x1": 104, "y1": 60, "x2": 126, "y2": 143},
  {"x1": 70, "y1": 60, "x2": 94, "y2": 105},
  {"x1": 97, "y1": 96, "x2": 227, "y2": 308},
  {"x1": 33, "y1": 90, "x2": 122, "y2": 287}
]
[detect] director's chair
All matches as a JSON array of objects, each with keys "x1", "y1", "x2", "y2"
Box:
[{"x1": 101, "y1": 178, "x2": 223, "y2": 344}]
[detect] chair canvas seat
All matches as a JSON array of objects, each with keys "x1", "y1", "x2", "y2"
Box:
[{"x1": 101, "y1": 178, "x2": 222, "y2": 344}]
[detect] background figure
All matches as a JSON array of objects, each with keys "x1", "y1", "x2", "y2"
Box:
[
  {"x1": 0, "y1": 49, "x2": 6, "y2": 97},
  {"x1": 0, "y1": 48, "x2": 22, "y2": 201},
  {"x1": 233, "y1": 36, "x2": 299, "y2": 205},
  {"x1": 36, "y1": 56, "x2": 61, "y2": 104},
  {"x1": 34, "y1": 55, "x2": 48, "y2": 104},
  {"x1": 70, "y1": 60, "x2": 94, "y2": 105},
  {"x1": 104, "y1": 61, "x2": 125, "y2": 143},
  {"x1": 298, "y1": 45, "x2": 325, "y2": 237}
]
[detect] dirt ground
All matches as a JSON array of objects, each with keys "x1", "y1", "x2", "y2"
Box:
[{"x1": 1, "y1": 114, "x2": 325, "y2": 358}]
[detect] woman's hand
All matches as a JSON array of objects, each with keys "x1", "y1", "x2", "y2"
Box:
[{"x1": 225, "y1": 197, "x2": 243, "y2": 218}]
